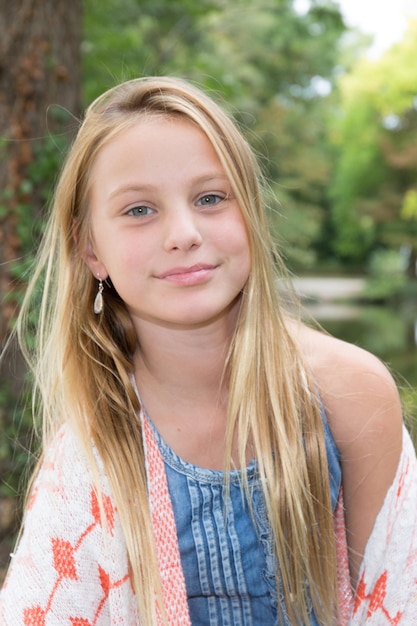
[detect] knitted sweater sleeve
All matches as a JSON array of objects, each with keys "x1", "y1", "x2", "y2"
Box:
[
  {"x1": 348, "y1": 426, "x2": 417, "y2": 625},
  {"x1": 0, "y1": 424, "x2": 138, "y2": 626}
]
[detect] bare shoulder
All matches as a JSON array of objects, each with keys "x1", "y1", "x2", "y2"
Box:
[
  {"x1": 288, "y1": 319, "x2": 403, "y2": 445},
  {"x1": 288, "y1": 318, "x2": 403, "y2": 581}
]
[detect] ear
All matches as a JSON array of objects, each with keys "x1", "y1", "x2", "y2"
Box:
[{"x1": 82, "y1": 239, "x2": 109, "y2": 281}]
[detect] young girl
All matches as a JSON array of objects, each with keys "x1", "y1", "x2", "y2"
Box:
[{"x1": 0, "y1": 76, "x2": 416, "y2": 626}]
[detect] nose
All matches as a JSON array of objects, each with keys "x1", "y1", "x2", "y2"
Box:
[{"x1": 162, "y1": 206, "x2": 203, "y2": 252}]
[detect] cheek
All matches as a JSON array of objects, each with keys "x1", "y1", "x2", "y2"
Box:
[
  {"x1": 218, "y1": 220, "x2": 251, "y2": 281},
  {"x1": 234, "y1": 222, "x2": 252, "y2": 279},
  {"x1": 212, "y1": 207, "x2": 249, "y2": 247},
  {"x1": 101, "y1": 235, "x2": 148, "y2": 273},
  {"x1": 222, "y1": 218, "x2": 250, "y2": 258}
]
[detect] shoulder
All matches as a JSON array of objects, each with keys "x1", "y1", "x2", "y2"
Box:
[
  {"x1": 288, "y1": 319, "x2": 404, "y2": 580},
  {"x1": 24, "y1": 423, "x2": 114, "y2": 545},
  {"x1": 288, "y1": 319, "x2": 403, "y2": 447},
  {"x1": 32, "y1": 423, "x2": 95, "y2": 504}
]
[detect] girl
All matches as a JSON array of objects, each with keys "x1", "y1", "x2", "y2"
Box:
[{"x1": 0, "y1": 76, "x2": 416, "y2": 625}]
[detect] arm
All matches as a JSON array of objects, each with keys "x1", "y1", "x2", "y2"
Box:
[
  {"x1": 325, "y1": 348, "x2": 402, "y2": 585},
  {"x1": 350, "y1": 426, "x2": 417, "y2": 624},
  {"x1": 291, "y1": 323, "x2": 403, "y2": 586}
]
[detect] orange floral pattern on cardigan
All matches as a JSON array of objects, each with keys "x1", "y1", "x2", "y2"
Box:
[
  {"x1": 0, "y1": 427, "x2": 136, "y2": 625},
  {"x1": 345, "y1": 428, "x2": 417, "y2": 625},
  {"x1": 0, "y1": 421, "x2": 416, "y2": 625}
]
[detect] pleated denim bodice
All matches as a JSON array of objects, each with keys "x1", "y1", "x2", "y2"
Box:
[{"x1": 144, "y1": 410, "x2": 341, "y2": 625}]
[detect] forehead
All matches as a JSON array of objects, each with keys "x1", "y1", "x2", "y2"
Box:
[
  {"x1": 92, "y1": 116, "x2": 225, "y2": 178},
  {"x1": 86, "y1": 115, "x2": 233, "y2": 208}
]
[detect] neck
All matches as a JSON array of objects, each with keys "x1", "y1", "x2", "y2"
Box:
[
  {"x1": 133, "y1": 319, "x2": 238, "y2": 469},
  {"x1": 131, "y1": 303, "x2": 251, "y2": 469},
  {"x1": 134, "y1": 319, "x2": 232, "y2": 401}
]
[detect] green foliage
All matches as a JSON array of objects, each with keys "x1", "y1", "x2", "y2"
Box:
[
  {"x1": 5, "y1": 137, "x2": 67, "y2": 311},
  {"x1": 0, "y1": 382, "x2": 35, "y2": 498},
  {"x1": 402, "y1": 190, "x2": 417, "y2": 221},
  {"x1": 82, "y1": 0, "x2": 224, "y2": 102},
  {"x1": 329, "y1": 19, "x2": 417, "y2": 266},
  {"x1": 269, "y1": 186, "x2": 324, "y2": 270},
  {"x1": 365, "y1": 249, "x2": 408, "y2": 300},
  {"x1": 0, "y1": 114, "x2": 71, "y2": 501}
]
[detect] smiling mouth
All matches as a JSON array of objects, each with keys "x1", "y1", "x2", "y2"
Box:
[{"x1": 157, "y1": 264, "x2": 218, "y2": 285}]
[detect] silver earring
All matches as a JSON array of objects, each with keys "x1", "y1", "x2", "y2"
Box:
[{"x1": 94, "y1": 276, "x2": 104, "y2": 314}]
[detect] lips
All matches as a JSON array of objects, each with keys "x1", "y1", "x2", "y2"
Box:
[
  {"x1": 156, "y1": 263, "x2": 218, "y2": 285},
  {"x1": 157, "y1": 264, "x2": 216, "y2": 279}
]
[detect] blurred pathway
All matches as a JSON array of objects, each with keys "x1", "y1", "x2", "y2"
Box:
[{"x1": 293, "y1": 276, "x2": 366, "y2": 302}]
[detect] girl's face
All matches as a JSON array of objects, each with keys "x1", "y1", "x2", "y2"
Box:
[{"x1": 85, "y1": 116, "x2": 251, "y2": 335}]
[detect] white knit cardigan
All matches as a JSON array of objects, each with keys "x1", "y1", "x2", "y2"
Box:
[{"x1": 0, "y1": 416, "x2": 416, "y2": 625}]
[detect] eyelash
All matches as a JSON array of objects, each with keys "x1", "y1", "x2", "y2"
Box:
[
  {"x1": 196, "y1": 193, "x2": 226, "y2": 206},
  {"x1": 126, "y1": 205, "x2": 154, "y2": 217},
  {"x1": 125, "y1": 193, "x2": 227, "y2": 216}
]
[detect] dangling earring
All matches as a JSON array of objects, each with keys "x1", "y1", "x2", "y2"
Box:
[{"x1": 94, "y1": 275, "x2": 104, "y2": 314}]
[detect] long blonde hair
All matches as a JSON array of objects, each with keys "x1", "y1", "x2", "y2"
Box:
[{"x1": 17, "y1": 77, "x2": 338, "y2": 624}]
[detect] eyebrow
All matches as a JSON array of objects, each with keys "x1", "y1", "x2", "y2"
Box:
[
  {"x1": 108, "y1": 172, "x2": 231, "y2": 199},
  {"x1": 109, "y1": 184, "x2": 154, "y2": 199}
]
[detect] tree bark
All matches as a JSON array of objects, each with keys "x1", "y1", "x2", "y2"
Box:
[
  {"x1": 0, "y1": 0, "x2": 82, "y2": 380},
  {"x1": 0, "y1": 0, "x2": 82, "y2": 579}
]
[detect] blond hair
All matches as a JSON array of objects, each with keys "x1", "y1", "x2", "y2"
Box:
[{"x1": 17, "y1": 77, "x2": 338, "y2": 624}]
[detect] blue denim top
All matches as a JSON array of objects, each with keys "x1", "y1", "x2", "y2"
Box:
[{"x1": 145, "y1": 410, "x2": 341, "y2": 626}]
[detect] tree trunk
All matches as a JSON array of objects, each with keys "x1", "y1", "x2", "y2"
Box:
[
  {"x1": 0, "y1": 0, "x2": 82, "y2": 578},
  {"x1": 0, "y1": 0, "x2": 82, "y2": 379}
]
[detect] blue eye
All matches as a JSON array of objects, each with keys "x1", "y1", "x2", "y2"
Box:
[
  {"x1": 197, "y1": 194, "x2": 224, "y2": 206},
  {"x1": 127, "y1": 205, "x2": 154, "y2": 217}
]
